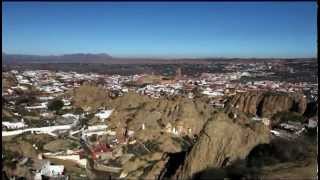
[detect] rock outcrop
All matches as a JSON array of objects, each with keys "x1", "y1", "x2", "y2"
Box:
[
  {"x1": 2, "y1": 72, "x2": 18, "y2": 89},
  {"x1": 108, "y1": 93, "x2": 214, "y2": 138},
  {"x1": 71, "y1": 83, "x2": 112, "y2": 112},
  {"x1": 226, "y1": 91, "x2": 307, "y2": 118},
  {"x1": 71, "y1": 84, "x2": 214, "y2": 136},
  {"x1": 120, "y1": 152, "x2": 168, "y2": 179},
  {"x1": 43, "y1": 139, "x2": 78, "y2": 152},
  {"x1": 176, "y1": 112, "x2": 270, "y2": 180},
  {"x1": 3, "y1": 141, "x2": 38, "y2": 158},
  {"x1": 82, "y1": 91, "x2": 215, "y2": 179},
  {"x1": 226, "y1": 91, "x2": 263, "y2": 115}
]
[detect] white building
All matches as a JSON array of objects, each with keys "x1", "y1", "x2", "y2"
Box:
[
  {"x1": 2, "y1": 120, "x2": 27, "y2": 130},
  {"x1": 95, "y1": 109, "x2": 113, "y2": 122}
]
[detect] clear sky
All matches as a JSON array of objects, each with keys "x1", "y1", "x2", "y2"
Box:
[{"x1": 2, "y1": 2, "x2": 317, "y2": 58}]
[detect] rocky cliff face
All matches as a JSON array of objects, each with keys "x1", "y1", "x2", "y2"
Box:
[
  {"x1": 176, "y1": 112, "x2": 270, "y2": 180},
  {"x1": 226, "y1": 91, "x2": 307, "y2": 118}
]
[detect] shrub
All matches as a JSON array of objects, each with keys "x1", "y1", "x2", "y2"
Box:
[
  {"x1": 48, "y1": 99, "x2": 64, "y2": 112},
  {"x1": 74, "y1": 107, "x2": 84, "y2": 114},
  {"x1": 271, "y1": 111, "x2": 305, "y2": 127}
]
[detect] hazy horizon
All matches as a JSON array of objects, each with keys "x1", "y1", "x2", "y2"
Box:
[{"x1": 2, "y1": 51, "x2": 317, "y2": 59}]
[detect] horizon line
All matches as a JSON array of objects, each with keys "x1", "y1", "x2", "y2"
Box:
[{"x1": 2, "y1": 52, "x2": 316, "y2": 60}]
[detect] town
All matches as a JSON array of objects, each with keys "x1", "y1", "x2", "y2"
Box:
[
  {"x1": 3, "y1": 1, "x2": 317, "y2": 179},
  {"x1": 2, "y1": 59, "x2": 318, "y2": 179}
]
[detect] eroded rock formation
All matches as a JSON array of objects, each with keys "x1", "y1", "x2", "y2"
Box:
[
  {"x1": 176, "y1": 112, "x2": 270, "y2": 179},
  {"x1": 108, "y1": 93, "x2": 214, "y2": 138},
  {"x1": 226, "y1": 91, "x2": 307, "y2": 118}
]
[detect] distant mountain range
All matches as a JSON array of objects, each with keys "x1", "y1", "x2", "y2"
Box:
[
  {"x1": 2, "y1": 52, "x2": 316, "y2": 65},
  {"x1": 2, "y1": 53, "x2": 214, "y2": 64},
  {"x1": 2, "y1": 53, "x2": 113, "y2": 64}
]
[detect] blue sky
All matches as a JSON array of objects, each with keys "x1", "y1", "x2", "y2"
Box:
[{"x1": 2, "y1": 2, "x2": 317, "y2": 58}]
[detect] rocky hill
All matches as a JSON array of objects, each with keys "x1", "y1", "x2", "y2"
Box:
[
  {"x1": 176, "y1": 112, "x2": 270, "y2": 179},
  {"x1": 71, "y1": 84, "x2": 214, "y2": 137},
  {"x1": 225, "y1": 91, "x2": 307, "y2": 118},
  {"x1": 108, "y1": 92, "x2": 214, "y2": 139},
  {"x1": 70, "y1": 83, "x2": 113, "y2": 112},
  {"x1": 106, "y1": 99, "x2": 271, "y2": 180},
  {"x1": 63, "y1": 85, "x2": 315, "y2": 179}
]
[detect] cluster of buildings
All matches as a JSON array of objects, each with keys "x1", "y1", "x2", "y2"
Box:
[
  {"x1": 270, "y1": 118, "x2": 318, "y2": 140},
  {"x1": 137, "y1": 83, "x2": 183, "y2": 98},
  {"x1": 3, "y1": 66, "x2": 317, "y2": 103},
  {"x1": 2, "y1": 62, "x2": 317, "y2": 179}
]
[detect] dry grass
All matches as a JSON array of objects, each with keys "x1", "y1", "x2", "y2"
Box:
[{"x1": 72, "y1": 83, "x2": 111, "y2": 111}]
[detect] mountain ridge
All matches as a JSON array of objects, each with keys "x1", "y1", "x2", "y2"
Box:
[{"x1": 2, "y1": 53, "x2": 316, "y2": 65}]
